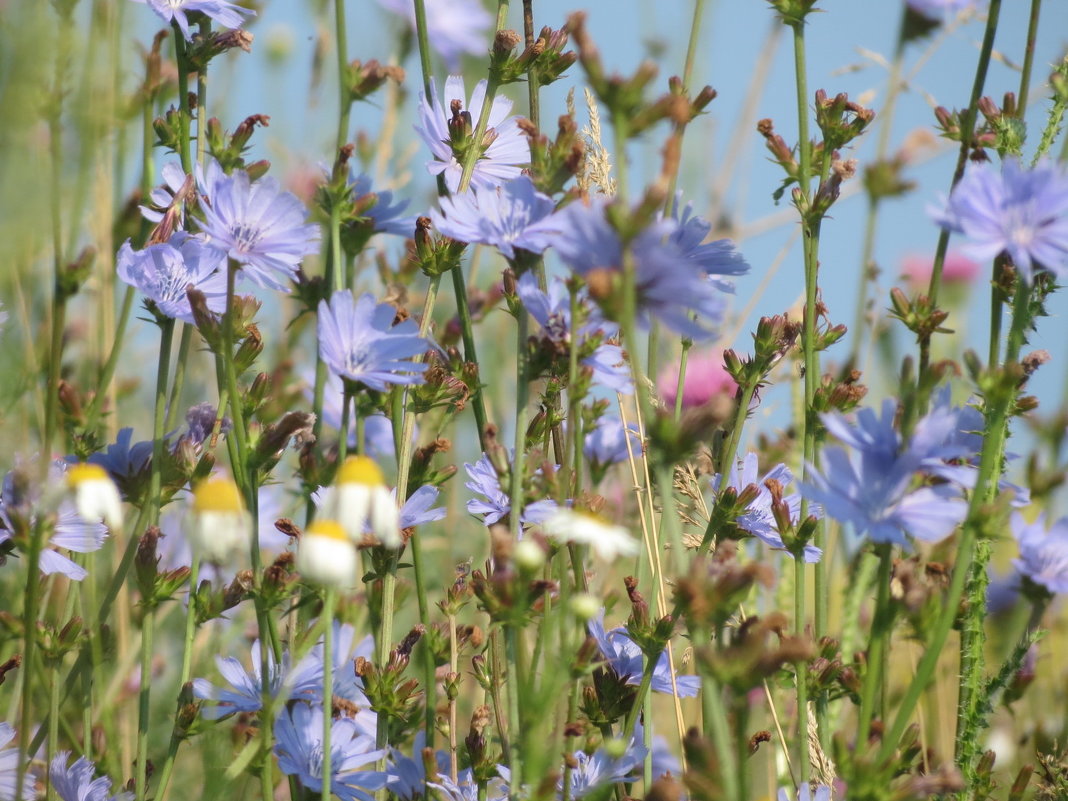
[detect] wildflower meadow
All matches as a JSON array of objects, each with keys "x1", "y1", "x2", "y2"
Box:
[{"x1": 4, "y1": 1, "x2": 1068, "y2": 800}]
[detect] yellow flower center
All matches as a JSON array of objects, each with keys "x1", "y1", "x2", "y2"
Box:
[
  {"x1": 337, "y1": 455, "x2": 385, "y2": 487},
  {"x1": 67, "y1": 463, "x2": 109, "y2": 487},
  {"x1": 306, "y1": 520, "x2": 348, "y2": 542},
  {"x1": 193, "y1": 476, "x2": 244, "y2": 513}
]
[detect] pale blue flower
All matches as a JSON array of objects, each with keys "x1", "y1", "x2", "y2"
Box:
[
  {"x1": 429, "y1": 767, "x2": 510, "y2": 801},
  {"x1": 0, "y1": 723, "x2": 33, "y2": 801},
  {"x1": 50, "y1": 752, "x2": 132, "y2": 801},
  {"x1": 667, "y1": 195, "x2": 750, "y2": 293},
  {"x1": 398, "y1": 485, "x2": 447, "y2": 529},
  {"x1": 547, "y1": 198, "x2": 736, "y2": 340},
  {"x1": 516, "y1": 272, "x2": 633, "y2": 394},
  {"x1": 130, "y1": 0, "x2": 254, "y2": 40},
  {"x1": 464, "y1": 453, "x2": 558, "y2": 526},
  {"x1": 375, "y1": 0, "x2": 490, "y2": 71},
  {"x1": 563, "y1": 737, "x2": 648, "y2": 799},
  {"x1": 318, "y1": 291, "x2": 431, "y2": 392},
  {"x1": 274, "y1": 702, "x2": 387, "y2": 801},
  {"x1": 346, "y1": 172, "x2": 416, "y2": 237},
  {"x1": 417, "y1": 76, "x2": 529, "y2": 192},
  {"x1": 0, "y1": 465, "x2": 108, "y2": 582},
  {"x1": 930, "y1": 158, "x2": 1068, "y2": 285},
  {"x1": 192, "y1": 640, "x2": 322, "y2": 719},
  {"x1": 799, "y1": 400, "x2": 970, "y2": 550},
  {"x1": 310, "y1": 372, "x2": 403, "y2": 456},
  {"x1": 86, "y1": 428, "x2": 153, "y2": 495},
  {"x1": 386, "y1": 733, "x2": 450, "y2": 801},
  {"x1": 714, "y1": 452, "x2": 823, "y2": 563},
  {"x1": 116, "y1": 233, "x2": 228, "y2": 323},
  {"x1": 431, "y1": 176, "x2": 555, "y2": 258},
  {"x1": 196, "y1": 159, "x2": 320, "y2": 292},
  {"x1": 588, "y1": 613, "x2": 700, "y2": 698},
  {"x1": 1012, "y1": 513, "x2": 1068, "y2": 595},
  {"x1": 583, "y1": 416, "x2": 641, "y2": 474}
]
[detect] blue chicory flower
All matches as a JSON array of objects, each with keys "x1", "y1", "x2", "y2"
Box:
[
  {"x1": 349, "y1": 173, "x2": 415, "y2": 237},
  {"x1": 715, "y1": 452, "x2": 823, "y2": 563},
  {"x1": 1012, "y1": 513, "x2": 1068, "y2": 595},
  {"x1": 588, "y1": 612, "x2": 700, "y2": 698},
  {"x1": 562, "y1": 737, "x2": 648, "y2": 799},
  {"x1": 196, "y1": 159, "x2": 320, "y2": 292},
  {"x1": 386, "y1": 733, "x2": 451, "y2": 801},
  {"x1": 0, "y1": 464, "x2": 109, "y2": 582},
  {"x1": 192, "y1": 639, "x2": 322, "y2": 719},
  {"x1": 583, "y1": 416, "x2": 641, "y2": 475},
  {"x1": 274, "y1": 702, "x2": 387, "y2": 801},
  {"x1": 516, "y1": 272, "x2": 633, "y2": 394},
  {"x1": 398, "y1": 484, "x2": 447, "y2": 529},
  {"x1": 140, "y1": 162, "x2": 188, "y2": 225},
  {"x1": 799, "y1": 400, "x2": 971, "y2": 551},
  {"x1": 50, "y1": 752, "x2": 132, "y2": 801},
  {"x1": 416, "y1": 76, "x2": 530, "y2": 192},
  {"x1": 116, "y1": 233, "x2": 228, "y2": 323},
  {"x1": 428, "y1": 767, "x2": 510, "y2": 801},
  {"x1": 374, "y1": 0, "x2": 490, "y2": 71},
  {"x1": 431, "y1": 176, "x2": 556, "y2": 259},
  {"x1": 464, "y1": 453, "x2": 558, "y2": 526},
  {"x1": 0, "y1": 723, "x2": 33, "y2": 801},
  {"x1": 86, "y1": 428, "x2": 154, "y2": 496},
  {"x1": 546, "y1": 197, "x2": 739, "y2": 340},
  {"x1": 318, "y1": 291, "x2": 431, "y2": 392},
  {"x1": 930, "y1": 158, "x2": 1068, "y2": 285},
  {"x1": 666, "y1": 195, "x2": 751, "y2": 293},
  {"x1": 130, "y1": 0, "x2": 254, "y2": 40}
]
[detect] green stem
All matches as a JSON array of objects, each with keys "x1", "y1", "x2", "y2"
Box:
[
  {"x1": 411, "y1": 0, "x2": 434, "y2": 98},
  {"x1": 510, "y1": 311, "x2": 530, "y2": 540},
  {"x1": 504, "y1": 625, "x2": 524, "y2": 797},
  {"x1": 855, "y1": 545, "x2": 893, "y2": 746},
  {"x1": 149, "y1": 318, "x2": 176, "y2": 524},
  {"x1": 17, "y1": 524, "x2": 46, "y2": 794},
  {"x1": 171, "y1": 24, "x2": 193, "y2": 174},
  {"x1": 793, "y1": 552, "x2": 809, "y2": 786},
  {"x1": 456, "y1": 1, "x2": 510, "y2": 194},
  {"x1": 46, "y1": 663, "x2": 60, "y2": 801},
  {"x1": 321, "y1": 588, "x2": 338, "y2": 801},
  {"x1": 335, "y1": 0, "x2": 352, "y2": 147},
  {"x1": 84, "y1": 287, "x2": 135, "y2": 433},
  {"x1": 1015, "y1": 0, "x2": 1042, "y2": 116},
  {"x1": 696, "y1": 641, "x2": 740, "y2": 801},
  {"x1": 919, "y1": 0, "x2": 1003, "y2": 390},
  {"x1": 164, "y1": 324, "x2": 193, "y2": 429},
  {"x1": 673, "y1": 341, "x2": 692, "y2": 422},
  {"x1": 450, "y1": 264, "x2": 489, "y2": 451},
  {"x1": 135, "y1": 610, "x2": 155, "y2": 801}
]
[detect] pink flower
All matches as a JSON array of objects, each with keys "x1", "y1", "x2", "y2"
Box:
[
  {"x1": 900, "y1": 250, "x2": 980, "y2": 290},
  {"x1": 657, "y1": 349, "x2": 736, "y2": 410}
]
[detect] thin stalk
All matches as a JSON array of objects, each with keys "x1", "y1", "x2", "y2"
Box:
[
  {"x1": 84, "y1": 287, "x2": 135, "y2": 433},
  {"x1": 504, "y1": 626, "x2": 524, "y2": 797},
  {"x1": 793, "y1": 554, "x2": 809, "y2": 786},
  {"x1": 135, "y1": 610, "x2": 155, "y2": 801},
  {"x1": 450, "y1": 265, "x2": 489, "y2": 450},
  {"x1": 46, "y1": 663, "x2": 61, "y2": 801},
  {"x1": 16, "y1": 525, "x2": 46, "y2": 794},
  {"x1": 43, "y1": 10, "x2": 72, "y2": 461},
  {"x1": 321, "y1": 588, "x2": 338, "y2": 801},
  {"x1": 1015, "y1": 0, "x2": 1042, "y2": 116},
  {"x1": 411, "y1": 0, "x2": 434, "y2": 98},
  {"x1": 335, "y1": 0, "x2": 352, "y2": 147},
  {"x1": 510, "y1": 312, "x2": 530, "y2": 541},
  {"x1": 566, "y1": 285, "x2": 582, "y2": 497},
  {"x1": 164, "y1": 324, "x2": 193, "y2": 432},
  {"x1": 522, "y1": 0, "x2": 539, "y2": 129},
  {"x1": 196, "y1": 19, "x2": 210, "y2": 166},
  {"x1": 919, "y1": 0, "x2": 1003, "y2": 390},
  {"x1": 855, "y1": 545, "x2": 892, "y2": 746},
  {"x1": 456, "y1": 1, "x2": 510, "y2": 194},
  {"x1": 673, "y1": 341, "x2": 691, "y2": 422},
  {"x1": 149, "y1": 319, "x2": 176, "y2": 524},
  {"x1": 171, "y1": 25, "x2": 193, "y2": 174},
  {"x1": 696, "y1": 644, "x2": 740, "y2": 801}
]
